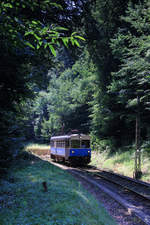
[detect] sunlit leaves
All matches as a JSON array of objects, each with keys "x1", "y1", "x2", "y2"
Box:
[
  {"x1": 0, "y1": 0, "x2": 87, "y2": 164},
  {"x1": 0, "y1": 0, "x2": 85, "y2": 56},
  {"x1": 73, "y1": 35, "x2": 86, "y2": 41},
  {"x1": 25, "y1": 42, "x2": 35, "y2": 49},
  {"x1": 2, "y1": 3, "x2": 13, "y2": 8},
  {"x1": 24, "y1": 24, "x2": 84, "y2": 55},
  {"x1": 49, "y1": 45, "x2": 56, "y2": 57}
]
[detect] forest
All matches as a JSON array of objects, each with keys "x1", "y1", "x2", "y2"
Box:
[{"x1": 1, "y1": 0, "x2": 150, "y2": 169}]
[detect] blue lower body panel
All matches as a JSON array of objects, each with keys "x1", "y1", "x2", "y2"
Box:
[
  {"x1": 69, "y1": 148, "x2": 91, "y2": 157},
  {"x1": 69, "y1": 148, "x2": 91, "y2": 164},
  {"x1": 50, "y1": 147, "x2": 91, "y2": 164},
  {"x1": 51, "y1": 147, "x2": 65, "y2": 156}
]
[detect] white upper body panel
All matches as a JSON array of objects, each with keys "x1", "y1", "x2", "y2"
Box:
[{"x1": 51, "y1": 134, "x2": 90, "y2": 141}]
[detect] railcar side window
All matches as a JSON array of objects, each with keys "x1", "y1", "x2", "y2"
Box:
[
  {"x1": 56, "y1": 141, "x2": 60, "y2": 147},
  {"x1": 55, "y1": 140, "x2": 65, "y2": 147},
  {"x1": 81, "y1": 140, "x2": 90, "y2": 148},
  {"x1": 62, "y1": 141, "x2": 65, "y2": 148},
  {"x1": 51, "y1": 140, "x2": 54, "y2": 147},
  {"x1": 71, "y1": 140, "x2": 80, "y2": 148}
]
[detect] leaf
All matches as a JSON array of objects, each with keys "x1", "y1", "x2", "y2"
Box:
[
  {"x1": 70, "y1": 37, "x2": 75, "y2": 46},
  {"x1": 24, "y1": 31, "x2": 34, "y2": 36},
  {"x1": 74, "y1": 39, "x2": 80, "y2": 47},
  {"x1": 51, "y1": 38, "x2": 56, "y2": 44},
  {"x1": 39, "y1": 41, "x2": 43, "y2": 46},
  {"x1": 56, "y1": 41, "x2": 60, "y2": 47},
  {"x1": 25, "y1": 42, "x2": 35, "y2": 49},
  {"x1": 62, "y1": 37, "x2": 69, "y2": 47},
  {"x1": 44, "y1": 43, "x2": 48, "y2": 49},
  {"x1": 126, "y1": 98, "x2": 137, "y2": 108},
  {"x1": 55, "y1": 27, "x2": 68, "y2": 31},
  {"x1": 33, "y1": 33, "x2": 41, "y2": 41},
  {"x1": 40, "y1": 26, "x2": 49, "y2": 34},
  {"x1": 32, "y1": 20, "x2": 38, "y2": 25},
  {"x1": 49, "y1": 44, "x2": 56, "y2": 56},
  {"x1": 3, "y1": 3, "x2": 13, "y2": 8},
  {"x1": 71, "y1": 32, "x2": 78, "y2": 36},
  {"x1": 37, "y1": 44, "x2": 40, "y2": 49},
  {"x1": 48, "y1": 30, "x2": 59, "y2": 38},
  {"x1": 74, "y1": 35, "x2": 86, "y2": 41}
]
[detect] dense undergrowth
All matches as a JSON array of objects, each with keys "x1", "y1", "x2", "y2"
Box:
[{"x1": 0, "y1": 152, "x2": 116, "y2": 225}]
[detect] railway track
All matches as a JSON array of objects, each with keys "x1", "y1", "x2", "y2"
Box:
[
  {"x1": 39, "y1": 155, "x2": 150, "y2": 225},
  {"x1": 80, "y1": 167, "x2": 150, "y2": 200},
  {"x1": 73, "y1": 166, "x2": 150, "y2": 225}
]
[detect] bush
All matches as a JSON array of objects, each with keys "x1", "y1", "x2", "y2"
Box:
[
  {"x1": 141, "y1": 141, "x2": 150, "y2": 157},
  {"x1": 91, "y1": 135, "x2": 115, "y2": 153}
]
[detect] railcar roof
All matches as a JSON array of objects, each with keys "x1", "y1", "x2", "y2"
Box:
[{"x1": 51, "y1": 134, "x2": 90, "y2": 140}]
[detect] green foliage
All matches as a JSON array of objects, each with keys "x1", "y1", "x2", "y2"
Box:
[
  {"x1": 0, "y1": 0, "x2": 86, "y2": 166},
  {"x1": 81, "y1": 0, "x2": 150, "y2": 148},
  {"x1": 2, "y1": 0, "x2": 150, "y2": 164},
  {"x1": 0, "y1": 156, "x2": 116, "y2": 225},
  {"x1": 0, "y1": 0, "x2": 84, "y2": 55},
  {"x1": 108, "y1": 0, "x2": 150, "y2": 143},
  {"x1": 91, "y1": 136, "x2": 113, "y2": 153},
  {"x1": 24, "y1": 48, "x2": 96, "y2": 140},
  {"x1": 91, "y1": 147, "x2": 135, "y2": 176},
  {"x1": 82, "y1": 0, "x2": 131, "y2": 145},
  {"x1": 141, "y1": 141, "x2": 150, "y2": 157},
  {"x1": 91, "y1": 143, "x2": 150, "y2": 182}
]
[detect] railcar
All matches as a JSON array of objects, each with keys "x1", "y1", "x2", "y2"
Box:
[{"x1": 50, "y1": 134, "x2": 91, "y2": 165}]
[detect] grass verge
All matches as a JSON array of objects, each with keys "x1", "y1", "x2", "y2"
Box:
[
  {"x1": 90, "y1": 148, "x2": 150, "y2": 182},
  {"x1": 0, "y1": 153, "x2": 117, "y2": 225},
  {"x1": 24, "y1": 142, "x2": 150, "y2": 182}
]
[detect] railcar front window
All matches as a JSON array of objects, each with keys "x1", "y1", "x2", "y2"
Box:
[
  {"x1": 81, "y1": 140, "x2": 90, "y2": 148},
  {"x1": 71, "y1": 140, "x2": 80, "y2": 148}
]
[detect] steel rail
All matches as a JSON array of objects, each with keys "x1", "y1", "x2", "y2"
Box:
[
  {"x1": 86, "y1": 169, "x2": 150, "y2": 201},
  {"x1": 39, "y1": 157, "x2": 150, "y2": 225},
  {"x1": 70, "y1": 169, "x2": 150, "y2": 225}
]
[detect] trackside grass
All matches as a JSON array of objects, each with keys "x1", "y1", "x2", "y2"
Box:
[
  {"x1": 26, "y1": 143, "x2": 50, "y2": 155},
  {"x1": 26, "y1": 143, "x2": 50, "y2": 150},
  {"x1": 25, "y1": 143, "x2": 150, "y2": 182},
  {"x1": 90, "y1": 148, "x2": 150, "y2": 182},
  {"x1": 0, "y1": 153, "x2": 117, "y2": 225}
]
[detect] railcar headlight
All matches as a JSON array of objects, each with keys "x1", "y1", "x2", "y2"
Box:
[
  {"x1": 88, "y1": 151, "x2": 90, "y2": 153},
  {"x1": 72, "y1": 151, "x2": 75, "y2": 153}
]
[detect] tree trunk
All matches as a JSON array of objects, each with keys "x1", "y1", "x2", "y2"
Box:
[{"x1": 134, "y1": 95, "x2": 142, "y2": 179}]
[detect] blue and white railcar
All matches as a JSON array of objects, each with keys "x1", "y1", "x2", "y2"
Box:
[{"x1": 50, "y1": 134, "x2": 91, "y2": 164}]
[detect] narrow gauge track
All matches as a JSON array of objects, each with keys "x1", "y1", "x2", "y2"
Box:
[
  {"x1": 39, "y1": 155, "x2": 150, "y2": 225},
  {"x1": 73, "y1": 166, "x2": 150, "y2": 225},
  {"x1": 81, "y1": 167, "x2": 150, "y2": 200}
]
